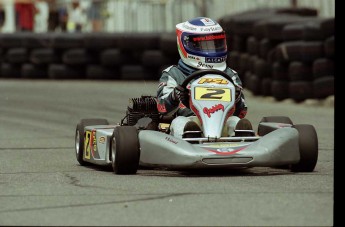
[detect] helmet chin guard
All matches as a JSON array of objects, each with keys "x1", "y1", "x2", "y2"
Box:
[{"x1": 176, "y1": 17, "x2": 228, "y2": 71}]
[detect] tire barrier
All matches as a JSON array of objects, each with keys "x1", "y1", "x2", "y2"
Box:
[
  {"x1": 218, "y1": 7, "x2": 334, "y2": 102},
  {"x1": 0, "y1": 7, "x2": 334, "y2": 102}
]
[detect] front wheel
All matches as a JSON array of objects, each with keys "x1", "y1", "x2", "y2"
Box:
[
  {"x1": 290, "y1": 124, "x2": 318, "y2": 172},
  {"x1": 111, "y1": 126, "x2": 140, "y2": 174},
  {"x1": 257, "y1": 116, "x2": 293, "y2": 136}
]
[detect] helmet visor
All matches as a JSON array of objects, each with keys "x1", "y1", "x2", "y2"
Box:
[{"x1": 184, "y1": 32, "x2": 227, "y2": 53}]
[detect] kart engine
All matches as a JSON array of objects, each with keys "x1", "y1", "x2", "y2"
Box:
[{"x1": 125, "y1": 95, "x2": 160, "y2": 129}]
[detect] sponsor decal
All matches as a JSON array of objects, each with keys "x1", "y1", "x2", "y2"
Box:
[
  {"x1": 99, "y1": 136, "x2": 106, "y2": 144},
  {"x1": 204, "y1": 143, "x2": 244, "y2": 148},
  {"x1": 157, "y1": 103, "x2": 167, "y2": 113},
  {"x1": 203, "y1": 104, "x2": 224, "y2": 118},
  {"x1": 192, "y1": 33, "x2": 225, "y2": 42},
  {"x1": 206, "y1": 146, "x2": 247, "y2": 155},
  {"x1": 197, "y1": 62, "x2": 213, "y2": 69},
  {"x1": 200, "y1": 18, "x2": 216, "y2": 26},
  {"x1": 205, "y1": 57, "x2": 226, "y2": 63},
  {"x1": 200, "y1": 26, "x2": 222, "y2": 32},
  {"x1": 187, "y1": 55, "x2": 200, "y2": 61},
  {"x1": 165, "y1": 136, "x2": 178, "y2": 144},
  {"x1": 198, "y1": 78, "x2": 229, "y2": 84},
  {"x1": 195, "y1": 87, "x2": 231, "y2": 102},
  {"x1": 84, "y1": 130, "x2": 92, "y2": 159},
  {"x1": 91, "y1": 130, "x2": 97, "y2": 154},
  {"x1": 182, "y1": 23, "x2": 197, "y2": 31}
]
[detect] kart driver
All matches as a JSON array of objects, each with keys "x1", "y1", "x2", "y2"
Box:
[{"x1": 156, "y1": 17, "x2": 251, "y2": 138}]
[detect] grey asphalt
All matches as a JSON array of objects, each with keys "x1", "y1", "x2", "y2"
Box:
[{"x1": 0, "y1": 79, "x2": 334, "y2": 226}]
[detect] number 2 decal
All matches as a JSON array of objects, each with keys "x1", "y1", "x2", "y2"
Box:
[
  {"x1": 194, "y1": 87, "x2": 231, "y2": 102},
  {"x1": 200, "y1": 89, "x2": 225, "y2": 99}
]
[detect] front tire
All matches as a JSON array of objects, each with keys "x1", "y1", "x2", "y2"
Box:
[
  {"x1": 75, "y1": 118, "x2": 109, "y2": 165},
  {"x1": 290, "y1": 124, "x2": 318, "y2": 172},
  {"x1": 111, "y1": 126, "x2": 140, "y2": 174},
  {"x1": 258, "y1": 116, "x2": 293, "y2": 136}
]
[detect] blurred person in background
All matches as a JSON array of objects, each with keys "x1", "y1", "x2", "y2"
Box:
[
  {"x1": 44, "y1": 0, "x2": 68, "y2": 32},
  {"x1": 58, "y1": 1, "x2": 68, "y2": 31},
  {"x1": 67, "y1": 0, "x2": 85, "y2": 32},
  {"x1": 15, "y1": 0, "x2": 39, "y2": 31},
  {"x1": 87, "y1": 0, "x2": 103, "y2": 32},
  {"x1": 45, "y1": 0, "x2": 59, "y2": 31}
]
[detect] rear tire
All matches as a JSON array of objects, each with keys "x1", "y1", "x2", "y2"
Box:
[
  {"x1": 75, "y1": 118, "x2": 109, "y2": 165},
  {"x1": 111, "y1": 126, "x2": 140, "y2": 174},
  {"x1": 290, "y1": 124, "x2": 318, "y2": 172}
]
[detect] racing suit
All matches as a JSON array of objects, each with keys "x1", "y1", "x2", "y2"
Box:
[{"x1": 157, "y1": 59, "x2": 248, "y2": 118}]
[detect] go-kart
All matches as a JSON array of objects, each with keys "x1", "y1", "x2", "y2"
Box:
[{"x1": 75, "y1": 69, "x2": 318, "y2": 174}]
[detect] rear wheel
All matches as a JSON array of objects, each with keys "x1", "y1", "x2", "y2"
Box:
[
  {"x1": 290, "y1": 124, "x2": 318, "y2": 172},
  {"x1": 111, "y1": 126, "x2": 140, "y2": 174},
  {"x1": 75, "y1": 118, "x2": 109, "y2": 165}
]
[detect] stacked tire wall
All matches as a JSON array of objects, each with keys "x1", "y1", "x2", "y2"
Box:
[
  {"x1": 0, "y1": 32, "x2": 180, "y2": 81},
  {"x1": 218, "y1": 7, "x2": 334, "y2": 102},
  {"x1": 1, "y1": 7, "x2": 334, "y2": 102}
]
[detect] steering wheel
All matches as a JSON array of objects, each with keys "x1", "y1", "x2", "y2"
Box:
[
  {"x1": 181, "y1": 69, "x2": 236, "y2": 88},
  {"x1": 177, "y1": 69, "x2": 237, "y2": 108}
]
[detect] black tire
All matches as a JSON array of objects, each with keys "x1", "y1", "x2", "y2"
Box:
[
  {"x1": 83, "y1": 33, "x2": 119, "y2": 50},
  {"x1": 282, "y1": 23, "x2": 305, "y2": 41},
  {"x1": 62, "y1": 48, "x2": 94, "y2": 65},
  {"x1": 48, "y1": 64, "x2": 85, "y2": 79},
  {"x1": 272, "y1": 61, "x2": 289, "y2": 81},
  {"x1": 258, "y1": 116, "x2": 293, "y2": 136},
  {"x1": 227, "y1": 50, "x2": 241, "y2": 72},
  {"x1": 313, "y1": 76, "x2": 334, "y2": 99},
  {"x1": 271, "y1": 80, "x2": 289, "y2": 101},
  {"x1": 288, "y1": 61, "x2": 313, "y2": 81},
  {"x1": 120, "y1": 65, "x2": 155, "y2": 80},
  {"x1": 0, "y1": 63, "x2": 21, "y2": 78},
  {"x1": 86, "y1": 64, "x2": 120, "y2": 80},
  {"x1": 6, "y1": 48, "x2": 29, "y2": 64},
  {"x1": 117, "y1": 32, "x2": 161, "y2": 51},
  {"x1": 30, "y1": 48, "x2": 60, "y2": 65},
  {"x1": 254, "y1": 58, "x2": 271, "y2": 78},
  {"x1": 324, "y1": 36, "x2": 334, "y2": 58},
  {"x1": 21, "y1": 64, "x2": 48, "y2": 79},
  {"x1": 289, "y1": 81, "x2": 313, "y2": 102},
  {"x1": 246, "y1": 36, "x2": 259, "y2": 55},
  {"x1": 160, "y1": 32, "x2": 179, "y2": 57},
  {"x1": 290, "y1": 124, "x2": 318, "y2": 172},
  {"x1": 312, "y1": 58, "x2": 334, "y2": 79},
  {"x1": 75, "y1": 118, "x2": 109, "y2": 166},
  {"x1": 111, "y1": 126, "x2": 140, "y2": 175},
  {"x1": 51, "y1": 33, "x2": 84, "y2": 49}
]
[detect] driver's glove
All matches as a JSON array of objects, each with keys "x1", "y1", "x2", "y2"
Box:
[
  {"x1": 235, "y1": 85, "x2": 243, "y2": 103},
  {"x1": 172, "y1": 85, "x2": 189, "y2": 108}
]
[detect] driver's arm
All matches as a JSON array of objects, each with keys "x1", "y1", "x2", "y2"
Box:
[{"x1": 157, "y1": 72, "x2": 180, "y2": 117}]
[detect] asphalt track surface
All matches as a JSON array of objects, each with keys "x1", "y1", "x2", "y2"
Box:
[{"x1": 0, "y1": 79, "x2": 334, "y2": 226}]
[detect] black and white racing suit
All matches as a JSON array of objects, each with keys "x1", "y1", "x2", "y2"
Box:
[{"x1": 156, "y1": 60, "x2": 248, "y2": 119}]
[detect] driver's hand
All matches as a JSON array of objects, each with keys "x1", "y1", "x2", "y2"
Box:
[
  {"x1": 235, "y1": 86, "x2": 242, "y2": 103},
  {"x1": 172, "y1": 85, "x2": 189, "y2": 107}
]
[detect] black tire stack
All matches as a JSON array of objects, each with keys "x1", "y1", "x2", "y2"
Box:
[
  {"x1": 219, "y1": 7, "x2": 334, "y2": 102},
  {"x1": 0, "y1": 32, "x2": 178, "y2": 81},
  {"x1": 0, "y1": 7, "x2": 334, "y2": 102}
]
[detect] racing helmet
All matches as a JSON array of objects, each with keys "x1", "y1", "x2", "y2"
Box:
[{"x1": 176, "y1": 17, "x2": 228, "y2": 71}]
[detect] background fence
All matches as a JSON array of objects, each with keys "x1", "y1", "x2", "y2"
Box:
[{"x1": 1, "y1": 0, "x2": 335, "y2": 33}]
